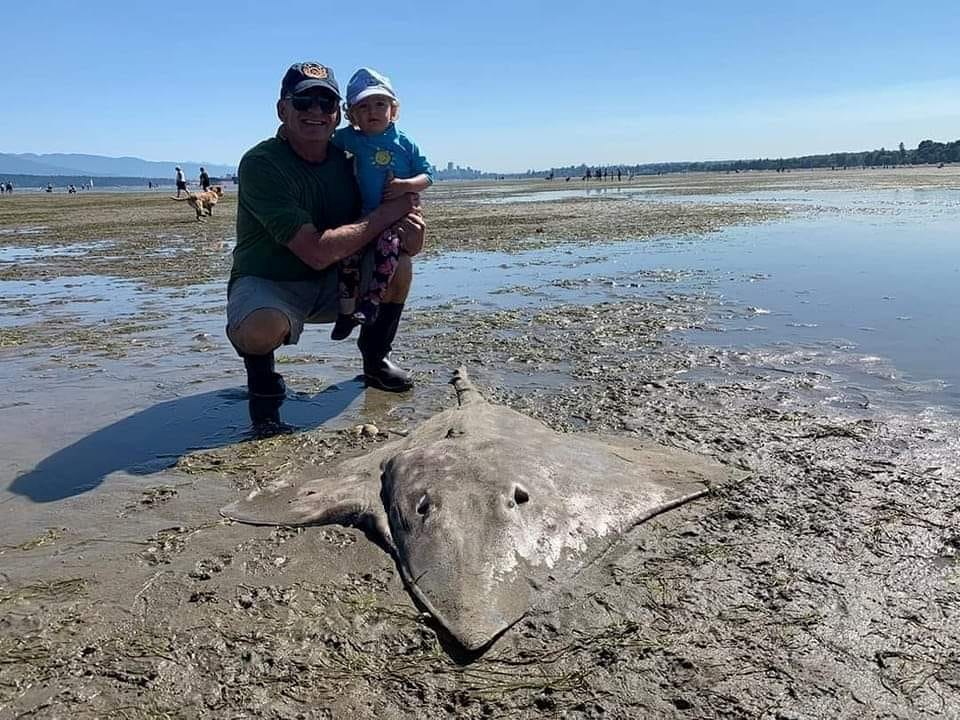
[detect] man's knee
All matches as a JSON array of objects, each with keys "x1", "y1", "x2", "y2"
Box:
[
  {"x1": 384, "y1": 253, "x2": 413, "y2": 303},
  {"x1": 228, "y1": 308, "x2": 290, "y2": 355}
]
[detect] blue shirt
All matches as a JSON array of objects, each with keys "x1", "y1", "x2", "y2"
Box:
[{"x1": 331, "y1": 124, "x2": 432, "y2": 215}]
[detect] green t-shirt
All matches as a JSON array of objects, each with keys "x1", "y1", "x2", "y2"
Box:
[{"x1": 230, "y1": 135, "x2": 361, "y2": 285}]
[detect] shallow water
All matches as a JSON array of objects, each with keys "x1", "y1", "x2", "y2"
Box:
[
  {"x1": 0, "y1": 240, "x2": 113, "y2": 261},
  {"x1": 0, "y1": 275, "x2": 155, "y2": 326},
  {"x1": 2, "y1": 187, "x2": 958, "y2": 515},
  {"x1": 415, "y1": 201, "x2": 960, "y2": 410},
  {"x1": 478, "y1": 185, "x2": 659, "y2": 204},
  {"x1": 677, "y1": 216, "x2": 959, "y2": 399},
  {"x1": 480, "y1": 185, "x2": 960, "y2": 215}
]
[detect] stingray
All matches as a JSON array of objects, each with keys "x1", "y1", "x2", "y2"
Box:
[{"x1": 221, "y1": 368, "x2": 728, "y2": 651}]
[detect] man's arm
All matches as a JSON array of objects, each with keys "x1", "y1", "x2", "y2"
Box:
[
  {"x1": 383, "y1": 173, "x2": 432, "y2": 200},
  {"x1": 286, "y1": 193, "x2": 420, "y2": 270}
]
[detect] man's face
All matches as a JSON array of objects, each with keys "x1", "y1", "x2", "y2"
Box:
[
  {"x1": 277, "y1": 88, "x2": 340, "y2": 147},
  {"x1": 349, "y1": 94, "x2": 397, "y2": 135}
]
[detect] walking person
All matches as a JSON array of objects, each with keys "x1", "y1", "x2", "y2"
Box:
[{"x1": 175, "y1": 167, "x2": 187, "y2": 197}]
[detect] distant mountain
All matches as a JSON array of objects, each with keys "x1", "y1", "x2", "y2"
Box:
[{"x1": 0, "y1": 153, "x2": 236, "y2": 179}]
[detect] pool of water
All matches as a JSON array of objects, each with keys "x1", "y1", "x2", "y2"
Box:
[
  {"x1": 0, "y1": 240, "x2": 114, "y2": 262},
  {"x1": 0, "y1": 226, "x2": 49, "y2": 236},
  {"x1": 675, "y1": 217, "x2": 959, "y2": 386},
  {"x1": 0, "y1": 275, "x2": 155, "y2": 325},
  {"x1": 414, "y1": 208, "x2": 960, "y2": 409},
  {"x1": 478, "y1": 186, "x2": 960, "y2": 215},
  {"x1": 477, "y1": 186, "x2": 658, "y2": 203}
]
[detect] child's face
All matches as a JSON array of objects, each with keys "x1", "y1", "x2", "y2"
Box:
[{"x1": 349, "y1": 94, "x2": 397, "y2": 135}]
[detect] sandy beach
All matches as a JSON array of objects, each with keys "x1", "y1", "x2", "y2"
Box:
[{"x1": 1, "y1": 167, "x2": 958, "y2": 718}]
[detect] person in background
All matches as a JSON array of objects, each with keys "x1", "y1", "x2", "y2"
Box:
[{"x1": 175, "y1": 167, "x2": 187, "y2": 197}]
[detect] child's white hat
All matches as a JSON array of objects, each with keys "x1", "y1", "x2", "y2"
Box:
[{"x1": 346, "y1": 67, "x2": 397, "y2": 107}]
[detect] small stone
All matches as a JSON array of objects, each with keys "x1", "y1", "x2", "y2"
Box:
[{"x1": 352, "y1": 423, "x2": 377, "y2": 436}]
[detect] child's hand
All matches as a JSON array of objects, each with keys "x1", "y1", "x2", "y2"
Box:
[{"x1": 383, "y1": 172, "x2": 412, "y2": 200}]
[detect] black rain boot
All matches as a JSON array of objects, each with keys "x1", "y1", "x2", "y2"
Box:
[
  {"x1": 242, "y1": 351, "x2": 287, "y2": 399},
  {"x1": 248, "y1": 396, "x2": 293, "y2": 438},
  {"x1": 357, "y1": 302, "x2": 413, "y2": 392},
  {"x1": 330, "y1": 313, "x2": 360, "y2": 341}
]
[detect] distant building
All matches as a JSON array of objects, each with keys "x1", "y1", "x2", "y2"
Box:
[{"x1": 435, "y1": 162, "x2": 489, "y2": 181}]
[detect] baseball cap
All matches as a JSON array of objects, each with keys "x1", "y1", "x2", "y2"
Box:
[
  {"x1": 280, "y1": 62, "x2": 341, "y2": 99},
  {"x1": 346, "y1": 67, "x2": 397, "y2": 107}
]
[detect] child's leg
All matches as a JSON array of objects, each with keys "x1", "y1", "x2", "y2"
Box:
[
  {"x1": 357, "y1": 228, "x2": 401, "y2": 321},
  {"x1": 331, "y1": 252, "x2": 365, "y2": 340},
  {"x1": 337, "y1": 252, "x2": 363, "y2": 316}
]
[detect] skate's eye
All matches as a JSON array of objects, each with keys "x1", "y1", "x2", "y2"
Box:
[{"x1": 513, "y1": 486, "x2": 530, "y2": 505}]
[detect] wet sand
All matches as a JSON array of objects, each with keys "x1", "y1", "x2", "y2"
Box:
[{"x1": 1, "y1": 167, "x2": 959, "y2": 718}]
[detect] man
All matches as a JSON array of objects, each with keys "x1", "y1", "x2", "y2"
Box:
[
  {"x1": 226, "y1": 62, "x2": 424, "y2": 400},
  {"x1": 175, "y1": 166, "x2": 187, "y2": 197},
  {"x1": 199, "y1": 167, "x2": 210, "y2": 191}
]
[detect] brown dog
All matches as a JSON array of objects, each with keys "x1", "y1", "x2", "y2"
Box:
[{"x1": 172, "y1": 185, "x2": 224, "y2": 221}]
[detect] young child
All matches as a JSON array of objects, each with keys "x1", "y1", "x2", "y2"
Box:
[{"x1": 330, "y1": 67, "x2": 432, "y2": 340}]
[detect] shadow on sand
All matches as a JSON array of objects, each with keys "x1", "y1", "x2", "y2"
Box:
[{"x1": 9, "y1": 380, "x2": 365, "y2": 503}]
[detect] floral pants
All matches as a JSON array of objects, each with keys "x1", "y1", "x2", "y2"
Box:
[{"x1": 337, "y1": 227, "x2": 400, "y2": 319}]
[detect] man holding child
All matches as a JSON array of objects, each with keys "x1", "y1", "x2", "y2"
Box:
[{"x1": 226, "y1": 62, "x2": 425, "y2": 400}]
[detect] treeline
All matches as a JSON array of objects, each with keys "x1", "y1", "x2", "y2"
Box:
[{"x1": 522, "y1": 139, "x2": 960, "y2": 178}]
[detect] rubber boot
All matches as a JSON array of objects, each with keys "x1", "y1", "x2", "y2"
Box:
[
  {"x1": 248, "y1": 396, "x2": 291, "y2": 438},
  {"x1": 330, "y1": 314, "x2": 359, "y2": 341},
  {"x1": 357, "y1": 302, "x2": 413, "y2": 392},
  {"x1": 242, "y1": 351, "x2": 286, "y2": 399}
]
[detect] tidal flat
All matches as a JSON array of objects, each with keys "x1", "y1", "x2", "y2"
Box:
[{"x1": 1, "y1": 167, "x2": 958, "y2": 718}]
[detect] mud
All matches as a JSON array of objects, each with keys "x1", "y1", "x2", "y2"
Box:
[{"x1": 1, "y1": 168, "x2": 959, "y2": 718}]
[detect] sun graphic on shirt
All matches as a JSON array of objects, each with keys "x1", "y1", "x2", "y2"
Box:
[{"x1": 374, "y1": 150, "x2": 393, "y2": 166}]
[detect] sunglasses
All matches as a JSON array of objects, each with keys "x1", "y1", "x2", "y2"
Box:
[{"x1": 288, "y1": 93, "x2": 339, "y2": 113}]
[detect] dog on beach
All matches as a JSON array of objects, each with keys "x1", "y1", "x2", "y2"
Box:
[{"x1": 172, "y1": 185, "x2": 224, "y2": 221}]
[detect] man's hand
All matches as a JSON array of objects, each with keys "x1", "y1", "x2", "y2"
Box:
[
  {"x1": 375, "y1": 192, "x2": 421, "y2": 226},
  {"x1": 396, "y1": 212, "x2": 425, "y2": 257}
]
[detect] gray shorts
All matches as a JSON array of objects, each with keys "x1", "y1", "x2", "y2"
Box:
[{"x1": 227, "y1": 252, "x2": 373, "y2": 345}]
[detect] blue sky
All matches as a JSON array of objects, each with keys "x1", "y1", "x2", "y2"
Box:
[{"x1": 2, "y1": 0, "x2": 958, "y2": 172}]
